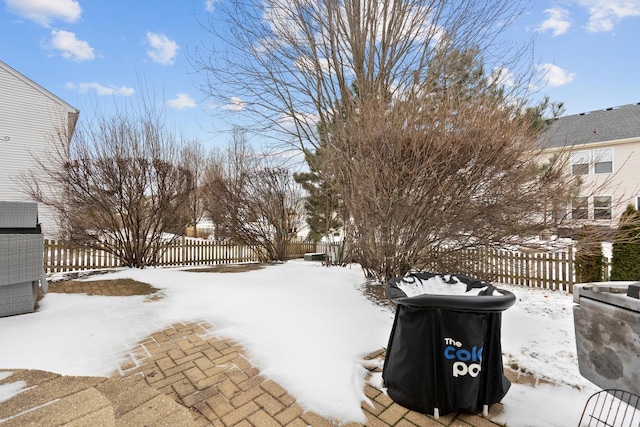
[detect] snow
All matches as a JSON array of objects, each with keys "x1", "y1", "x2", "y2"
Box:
[
  {"x1": 396, "y1": 273, "x2": 494, "y2": 296},
  {"x1": 0, "y1": 261, "x2": 601, "y2": 425},
  {"x1": 496, "y1": 284, "x2": 600, "y2": 426},
  {"x1": 0, "y1": 372, "x2": 27, "y2": 404}
]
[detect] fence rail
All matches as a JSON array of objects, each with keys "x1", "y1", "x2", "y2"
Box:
[
  {"x1": 44, "y1": 239, "x2": 611, "y2": 293},
  {"x1": 465, "y1": 246, "x2": 578, "y2": 293},
  {"x1": 44, "y1": 239, "x2": 121, "y2": 273},
  {"x1": 315, "y1": 242, "x2": 612, "y2": 293},
  {"x1": 44, "y1": 238, "x2": 317, "y2": 274},
  {"x1": 426, "y1": 245, "x2": 612, "y2": 293}
]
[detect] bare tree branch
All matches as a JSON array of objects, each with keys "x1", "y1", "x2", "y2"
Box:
[
  {"x1": 202, "y1": 129, "x2": 305, "y2": 261},
  {"x1": 192, "y1": 0, "x2": 581, "y2": 282},
  {"x1": 20, "y1": 101, "x2": 193, "y2": 268}
]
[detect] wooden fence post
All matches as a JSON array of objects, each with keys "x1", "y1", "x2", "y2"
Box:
[
  {"x1": 568, "y1": 245, "x2": 574, "y2": 294},
  {"x1": 42, "y1": 237, "x2": 595, "y2": 294},
  {"x1": 43, "y1": 239, "x2": 50, "y2": 274}
]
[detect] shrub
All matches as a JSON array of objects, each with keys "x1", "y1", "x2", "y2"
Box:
[
  {"x1": 574, "y1": 226, "x2": 603, "y2": 283},
  {"x1": 610, "y1": 205, "x2": 640, "y2": 280}
]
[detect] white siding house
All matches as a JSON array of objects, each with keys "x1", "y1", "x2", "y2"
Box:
[
  {"x1": 542, "y1": 103, "x2": 640, "y2": 226},
  {"x1": 0, "y1": 60, "x2": 79, "y2": 237}
]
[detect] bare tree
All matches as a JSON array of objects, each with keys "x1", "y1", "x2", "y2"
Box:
[
  {"x1": 202, "y1": 128, "x2": 253, "y2": 241},
  {"x1": 180, "y1": 139, "x2": 207, "y2": 236},
  {"x1": 193, "y1": 0, "x2": 532, "y2": 149},
  {"x1": 21, "y1": 105, "x2": 193, "y2": 268},
  {"x1": 202, "y1": 130, "x2": 304, "y2": 261},
  {"x1": 193, "y1": 0, "x2": 578, "y2": 281},
  {"x1": 327, "y1": 73, "x2": 576, "y2": 281}
]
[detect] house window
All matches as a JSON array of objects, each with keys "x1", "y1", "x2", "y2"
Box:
[
  {"x1": 593, "y1": 148, "x2": 613, "y2": 174},
  {"x1": 572, "y1": 151, "x2": 589, "y2": 175},
  {"x1": 572, "y1": 197, "x2": 588, "y2": 220},
  {"x1": 593, "y1": 196, "x2": 612, "y2": 220},
  {"x1": 571, "y1": 148, "x2": 614, "y2": 175}
]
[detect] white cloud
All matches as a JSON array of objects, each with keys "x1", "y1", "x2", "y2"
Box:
[
  {"x1": 537, "y1": 8, "x2": 572, "y2": 36},
  {"x1": 262, "y1": 1, "x2": 441, "y2": 56},
  {"x1": 5, "y1": 0, "x2": 81, "y2": 27},
  {"x1": 167, "y1": 93, "x2": 196, "y2": 109},
  {"x1": 421, "y1": 21, "x2": 446, "y2": 46},
  {"x1": 146, "y1": 32, "x2": 179, "y2": 65},
  {"x1": 294, "y1": 56, "x2": 335, "y2": 76},
  {"x1": 490, "y1": 67, "x2": 516, "y2": 88},
  {"x1": 536, "y1": 63, "x2": 576, "y2": 87},
  {"x1": 577, "y1": 0, "x2": 640, "y2": 32},
  {"x1": 204, "y1": 0, "x2": 221, "y2": 13},
  {"x1": 221, "y1": 96, "x2": 246, "y2": 111},
  {"x1": 278, "y1": 111, "x2": 319, "y2": 131},
  {"x1": 47, "y1": 30, "x2": 95, "y2": 62},
  {"x1": 65, "y1": 82, "x2": 134, "y2": 96}
]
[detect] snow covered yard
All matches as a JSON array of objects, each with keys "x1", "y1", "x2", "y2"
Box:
[{"x1": 0, "y1": 261, "x2": 599, "y2": 426}]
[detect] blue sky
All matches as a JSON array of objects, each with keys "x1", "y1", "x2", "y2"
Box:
[{"x1": 1, "y1": 0, "x2": 639, "y2": 150}]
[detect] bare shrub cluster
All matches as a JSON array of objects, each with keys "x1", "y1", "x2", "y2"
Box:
[
  {"x1": 202, "y1": 130, "x2": 304, "y2": 261},
  {"x1": 193, "y1": 0, "x2": 579, "y2": 281},
  {"x1": 23, "y1": 107, "x2": 193, "y2": 268},
  {"x1": 24, "y1": 117, "x2": 305, "y2": 266}
]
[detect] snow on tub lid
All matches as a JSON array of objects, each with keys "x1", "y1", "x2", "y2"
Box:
[{"x1": 387, "y1": 272, "x2": 516, "y2": 312}]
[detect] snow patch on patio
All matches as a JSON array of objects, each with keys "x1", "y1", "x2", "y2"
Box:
[{"x1": 0, "y1": 261, "x2": 602, "y2": 425}]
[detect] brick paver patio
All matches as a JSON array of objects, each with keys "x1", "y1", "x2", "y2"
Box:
[
  {"x1": 115, "y1": 320, "x2": 506, "y2": 426},
  {"x1": 0, "y1": 275, "x2": 511, "y2": 426}
]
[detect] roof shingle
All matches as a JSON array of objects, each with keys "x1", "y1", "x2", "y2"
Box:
[{"x1": 543, "y1": 103, "x2": 640, "y2": 148}]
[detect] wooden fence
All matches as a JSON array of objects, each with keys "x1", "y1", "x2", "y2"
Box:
[
  {"x1": 44, "y1": 239, "x2": 612, "y2": 293},
  {"x1": 315, "y1": 242, "x2": 612, "y2": 293},
  {"x1": 427, "y1": 245, "x2": 612, "y2": 293},
  {"x1": 44, "y1": 238, "x2": 316, "y2": 273}
]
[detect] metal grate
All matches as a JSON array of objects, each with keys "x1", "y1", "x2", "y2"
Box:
[{"x1": 579, "y1": 389, "x2": 640, "y2": 427}]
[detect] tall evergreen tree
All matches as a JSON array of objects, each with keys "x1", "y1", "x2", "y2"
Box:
[
  {"x1": 611, "y1": 205, "x2": 640, "y2": 280},
  {"x1": 293, "y1": 147, "x2": 343, "y2": 242},
  {"x1": 194, "y1": 0, "x2": 576, "y2": 282},
  {"x1": 574, "y1": 226, "x2": 604, "y2": 283}
]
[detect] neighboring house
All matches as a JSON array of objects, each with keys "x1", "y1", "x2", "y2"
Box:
[
  {"x1": 542, "y1": 103, "x2": 640, "y2": 226},
  {"x1": 0, "y1": 60, "x2": 80, "y2": 237}
]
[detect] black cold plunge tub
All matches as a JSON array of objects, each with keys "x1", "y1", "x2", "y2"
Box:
[{"x1": 382, "y1": 272, "x2": 516, "y2": 418}]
